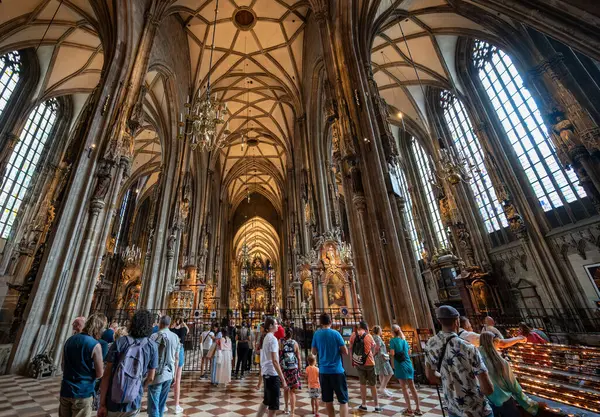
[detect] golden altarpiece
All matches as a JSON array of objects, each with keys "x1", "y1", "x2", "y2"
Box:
[{"x1": 295, "y1": 229, "x2": 360, "y2": 314}]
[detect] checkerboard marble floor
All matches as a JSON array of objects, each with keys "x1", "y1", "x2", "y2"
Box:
[{"x1": 0, "y1": 372, "x2": 444, "y2": 417}]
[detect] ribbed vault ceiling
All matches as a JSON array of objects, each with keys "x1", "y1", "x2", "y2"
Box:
[
  {"x1": 371, "y1": 0, "x2": 499, "y2": 131},
  {"x1": 171, "y1": 0, "x2": 307, "y2": 209},
  {"x1": 0, "y1": 0, "x2": 103, "y2": 99},
  {"x1": 234, "y1": 216, "x2": 280, "y2": 266}
]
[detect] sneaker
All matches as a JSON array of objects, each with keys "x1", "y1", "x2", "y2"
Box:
[
  {"x1": 384, "y1": 389, "x2": 395, "y2": 397},
  {"x1": 358, "y1": 405, "x2": 368, "y2": 412},
  {"x1": 374, "y1": 407, "x2": 383, "y2": 413},
  {"x1": 163, "y1": 405, "x2": 168, "y2": 413},
  {"x1": 175, "y1": 405, "x2": 184, "y2": 414}
]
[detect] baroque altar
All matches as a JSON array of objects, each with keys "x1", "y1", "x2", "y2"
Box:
[{"x1": 295, "y1": 229, "x2": 360, "y2": 313}]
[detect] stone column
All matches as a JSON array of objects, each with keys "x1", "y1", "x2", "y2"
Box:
[
  {"x1": 394, "y1": 195, "x2": 434, "y2": 328},
  {"x1": 310, "y1": 1, "x2": 427, "y2": 330},
  {"x1": 292, "y1": 280, "x2": 302, "y2": 310},
  {"x1": 82, "y1": 154, "x2": 131, "y2": 313}
]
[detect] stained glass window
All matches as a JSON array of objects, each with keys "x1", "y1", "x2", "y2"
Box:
[
  {"x1": 473, "y1": 40, "x2": 586, "y2": 213},
  {"x1": 411, "y1": 138, "x2": 449, "y2": 248},
  {"x1": 391, "y1": 165, "x2": 422, "y2": 259},
  {"x1": 0, "y1": 99, "x2": 58, "y2": 238},
  {"x1": 0, "y1": 51, "x2": 21, "y2": 120},
  {"x1": 440, "y1": 90, "x2": 508, "y2": 234}
]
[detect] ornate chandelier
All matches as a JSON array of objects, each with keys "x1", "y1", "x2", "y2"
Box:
[
  {"x1": 121, "y1": 245, "x2": 142, "y2": 266},
  {"x1": 437, "y1": 138, "x2": 473, "y2": 185},
  {"x1": 179, "y1": 0, "x2": 229, "y2": 152}
]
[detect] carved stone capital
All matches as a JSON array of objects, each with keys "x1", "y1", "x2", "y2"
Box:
[
  {"x1": 90, "y1": 199, "x2": 105, "y2": 214},
  {"x1": 580, "y1": 127, "x2": 600, "y2": 151},
  {"x1": 568, "y1": 143, "x2": 590, "y2": 163},
  {"x1": 353, "y1": 194, "x2": 367, "y2": 212},
  {"x1": 145, "y1": 11, "x2": 162, "y2": 26},
  {"x1": 527, "y1": 53, "x2": 567, "y2": 82},
  {"x1": 311, "y1": 0, "x2": 329, "y2": 23},
  {"x1": 394, "y1": 194, "x2": 406, "y2": 211}
]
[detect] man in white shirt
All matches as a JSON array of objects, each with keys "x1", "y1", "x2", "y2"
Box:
[
  {"x1": 256, "y1": 317, "x2": 287, "y2": 417},
  {"x1": 200, "y1": 324, "x2": 216, "y2": 378},
  {"x1": 459, "y1": 317, "x2": 525, "y2": 348}
]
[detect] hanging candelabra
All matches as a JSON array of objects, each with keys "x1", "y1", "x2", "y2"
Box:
[
  {"x1": 437, "y1": 138, "x2": 473, "y2": 185},
  {"x1": 178, "y1": 0, "x2": 229, "y2": 152},
  {"x1": 121, "y1": 245, "x2": 142, "y2": 266}
]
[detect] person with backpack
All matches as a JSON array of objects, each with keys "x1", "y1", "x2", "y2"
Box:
[
  {"x1": 97, "y1": 309, "x2": 158, "y2": 417},
  {"x1": 60, "y1": 314, "x2": 106, "y2": 417},
  {"x1": 148, "y1": 316, "x2": 180, "y2": 417},
  {"x1": 311, "y1": 314, "x2": 349, "y2": 417},
  {"x1": 424, "y1": 305, "x2": 494, "y2": 417},
  {"x1": 389, "y1": 325, "x2": 421, "y2": 416},
  {"x1": 349, "y1": 321, "x2": 381, "y2": 413},
  {"x1": 234, "y1": 321, "x2": 251, "y2": 379},
  {"x1": 280, "y1": 327, "x2": 301, "y2": 416}
]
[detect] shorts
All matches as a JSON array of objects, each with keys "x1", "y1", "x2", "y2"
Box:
[
  {"x1": 202, "y1": 349, "x2": 210, "y2": 358},
  {"x1": 263, "y1": 375, "x2": 281, "y2": 410},
  {"x1": 179, "y1": 345, "x2": 185, "y2": 367},
  {"x1": 283, "y1": 368, "x2": 301, "y2": 389},
  {"x1": 357, "y1": 366, "x2": 376, "y2": 386},
  {"x1": 309, "y1": 388, "x2": 321, "y2": 399},
  {"x1": 319, "y1": 373, "x2": 348, "y2": 404}
]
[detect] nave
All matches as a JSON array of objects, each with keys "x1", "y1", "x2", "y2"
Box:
[{"x1": 0, "y1": 373, "x2": 444, "y2": 417}]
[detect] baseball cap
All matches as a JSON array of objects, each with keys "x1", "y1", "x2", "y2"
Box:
[{"x1": 436, "y1": 305, "x2": 460, "y2": 319}]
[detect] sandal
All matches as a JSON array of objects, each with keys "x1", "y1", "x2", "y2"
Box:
[
  {"x1": 401, "y1": 409, "x2": 414, "y2": 416},
  {"x1": 414, "y1": 410, "x2": 423, "y2": 416}
]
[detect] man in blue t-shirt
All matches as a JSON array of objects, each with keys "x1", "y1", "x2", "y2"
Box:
[
  {"x1": 98, "y1": 310, "x2": 158, "y2": 417},
  {"x1": 311, "y1": 314, "x2": 349, "y2": 417},
  {"x1": 60, "y1": 314, "x2": 106, "y2": 417}
]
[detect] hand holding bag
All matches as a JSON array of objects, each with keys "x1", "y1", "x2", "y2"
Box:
[{"x1": 206, "y1": 342, "x2": 217, "y2": 359}]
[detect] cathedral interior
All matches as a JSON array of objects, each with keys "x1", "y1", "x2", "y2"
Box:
[{"x1": 0, "y1": 0, "x2": 600, "y2": 414}]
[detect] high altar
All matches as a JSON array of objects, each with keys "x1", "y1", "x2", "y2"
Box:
[
  {"x1": 241, "y1": 256, "x2": 275, "y2": 312},
  {"x1": 295, "y1": 229, "x2": 360, "y2": 313}
]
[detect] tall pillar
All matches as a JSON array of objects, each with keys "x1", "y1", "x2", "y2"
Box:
[{"x1": 310, "y1": 1, "x2": 423, "y2": 329}]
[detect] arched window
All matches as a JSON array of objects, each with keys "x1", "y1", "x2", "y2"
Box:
[
  {"x1": 0, "y1": 51, "x2": 21, "y2": 119},
  {"x1": 440, "y1": 90, "x2": 508, "y2": 238},
  {"x1": 0, "y1": 99, "x2": 58, "y2": 238},
  {"x1": 473, "y1": 40, "x2": 586, "y2": 220},
  {"x1": 411, "y1": 138, "x2": 449, "y2": 248},
  {"x1": 391, "y1": 166, "x2": 422, "y2": 259}
]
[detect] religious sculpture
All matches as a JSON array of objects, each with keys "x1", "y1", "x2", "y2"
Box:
[
  {"x1": 93, "y1": 161, "x2": 113, "y2": 201},
  {"x1": 8, "y1": 243, "x2": 46, "y2": 341}
]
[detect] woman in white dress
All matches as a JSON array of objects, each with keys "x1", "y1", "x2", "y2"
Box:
[{"x1": 215, "y1": 327, "x2": 233, "y2": 386}]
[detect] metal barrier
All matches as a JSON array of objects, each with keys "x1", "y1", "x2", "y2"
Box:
[{"x1": 94, "y1": 308, "x2": 364, "y2": 372}]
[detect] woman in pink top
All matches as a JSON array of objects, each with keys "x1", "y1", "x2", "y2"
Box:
[{"x1": 518, "y1": 323, "x2": 547, "y2": 344}]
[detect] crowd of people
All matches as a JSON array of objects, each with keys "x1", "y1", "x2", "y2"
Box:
[
  {"x1": 425, "y1": 306, "x2": 547, "y2": 417},
  {"x1": 58, "y1": 308, "x2": 550, "y2": 417}
]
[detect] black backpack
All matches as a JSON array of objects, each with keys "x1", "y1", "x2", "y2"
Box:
[{"x1": 352, "y1": 332, "x2": 369, "y2": 366}]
